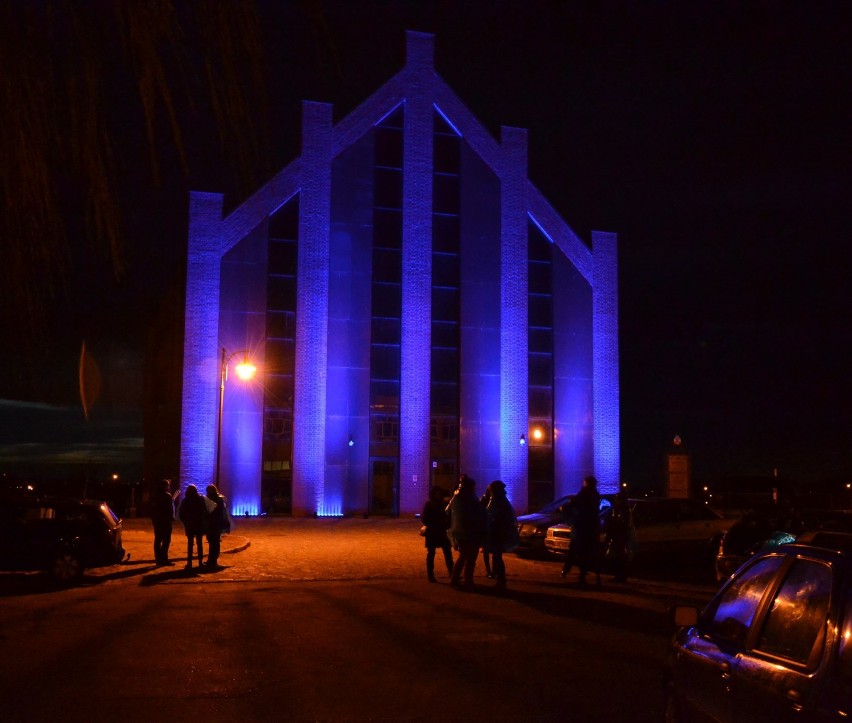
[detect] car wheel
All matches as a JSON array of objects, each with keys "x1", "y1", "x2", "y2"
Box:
[{"x1": 51, "y1": 548, "x2": 84, "y2": 584}]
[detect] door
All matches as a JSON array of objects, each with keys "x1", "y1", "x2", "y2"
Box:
[{"x1": 369, "y1": 458, "x2": 397, "y2": 516}]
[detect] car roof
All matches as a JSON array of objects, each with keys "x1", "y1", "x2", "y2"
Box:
[
  {"x1": 792, "y1": 530, "x2": 852, "y2": 553},
  {"x1": 0, "y1": 493, "x2": 106, "y2": 508}
]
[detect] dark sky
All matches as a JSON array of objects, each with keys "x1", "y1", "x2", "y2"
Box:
[{"x1": 2, "y1": 1, "x2": 851, "y2": 488}]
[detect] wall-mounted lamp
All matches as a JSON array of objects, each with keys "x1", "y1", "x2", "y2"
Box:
[
  {"x1": 348, "y1": 434, "x2": 354, "y2": 447},
  {"x1": 519, "y1": 434, "x2": 526, "y2": 446}
]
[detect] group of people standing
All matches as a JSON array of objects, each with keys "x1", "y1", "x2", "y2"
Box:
[
  {"x1": 560, "y1": 475, "x2": 635, "y2": 586},
  {"x1": 421, "y1": 475, "x2": 520, "y2": 592},
  {"x1": 422, "y1": 473, "x2": 636, "y2": 591},
  {"x1": 150, "y1": 481, "x2": 231, "y2": 571}
]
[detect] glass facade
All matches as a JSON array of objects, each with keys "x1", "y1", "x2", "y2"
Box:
[
  {"x1": 368, "y1": 106, "x2": 404, "y2": 514},
  {"x1": 430, "y1": 112, "x2": 461, "y2": 492},
  {"x1": 528, "y1": 222, "x2": 554, "y2": 510},
  {"x1": 262, "y1": 196, "x2": 299, "y2": 513}
]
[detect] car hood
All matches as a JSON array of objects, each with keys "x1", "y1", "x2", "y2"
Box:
[{"x1": 517, "y1": 512, "x2": 559, "y2": 527}]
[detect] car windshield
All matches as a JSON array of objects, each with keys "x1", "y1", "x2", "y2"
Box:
[
  {"x1": 538, "y1": 495, "x2": 612, "y2": 517},
  {"x1": 536, "y1": 496, "x2": 572, "y2": 514}
]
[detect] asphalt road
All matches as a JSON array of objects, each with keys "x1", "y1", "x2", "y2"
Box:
[{"x1": 0, "y1": 517, "x2": 717, "y2": 722}]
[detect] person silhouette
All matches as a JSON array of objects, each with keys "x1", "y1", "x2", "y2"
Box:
[{"x1": 421, "y1": 486, "x2": 454, "y2": 582}]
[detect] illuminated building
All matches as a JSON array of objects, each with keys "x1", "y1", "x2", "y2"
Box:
[{"x1": 179, "y1": 31, "x2": 619, "y2": 516}]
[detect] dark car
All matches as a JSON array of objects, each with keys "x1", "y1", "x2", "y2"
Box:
[
  {"x1": 0, "y1": 494, "x2": 125, "y2": 583},
  {"x1": 665, "y1": 534, "x2": 852, "y2": 722},
  {"x1": 715, "y1": 508, "x2": 852, "y2": 582},
  {"x1": 516, "y1": 494, "x2": 613, "y2": 556}
]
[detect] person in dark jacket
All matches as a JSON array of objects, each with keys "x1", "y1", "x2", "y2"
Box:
[
  {"x1": 421, "y1": 486, "x2": 454, "y2": 582},
  {"x1": 204, "y1": 484, "x2": 227, "y2": 569},
  {"x1": 150, "y1": 479, "x2": 176, "y2": 566},
  {"x1": 485, "y1": 480, "x2": 520, "y2": 591},
  {"x1": 604, "y1": 489, "x2": 635, "y2": 583},
  {"x1": 178, "y1": 484, "x2": 206, "y2": 570},
  {"x1": 446, "y1": 475, "x2": 486, "y2": 590},
  {"x1": 563, "y1": 475, "x2": 602, "y2": 587}
]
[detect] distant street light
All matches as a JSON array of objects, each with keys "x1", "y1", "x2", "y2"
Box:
[{"x1": 216, "y1": 347, "x2": 257, "y2": 490}]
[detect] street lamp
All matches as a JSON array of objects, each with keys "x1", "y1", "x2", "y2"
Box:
[{"x1": 215, "y1": 347, "x2": 257, "y2": 490}]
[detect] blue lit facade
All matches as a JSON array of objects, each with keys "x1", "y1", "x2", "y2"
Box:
[{"x1": 179, "y1": 31, "x2": 619, "y2": 516}]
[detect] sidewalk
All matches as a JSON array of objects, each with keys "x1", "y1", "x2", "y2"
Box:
[{"x1": 120, "y1": 518, "x2": 250, "y2": 565}]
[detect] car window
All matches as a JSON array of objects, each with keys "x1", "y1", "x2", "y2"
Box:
[
  {"x1": 754, "y1": 558, "x2": 832, "y2": 667},
  {"x1": 706, "y1": 555, "x2": 786, "y2": 644}
]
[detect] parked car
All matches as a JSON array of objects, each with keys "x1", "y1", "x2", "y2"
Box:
[
  {"x1": 665, "y1": 533, "x2": 852, "y2": 722},
  {"x1": 516, "y1": 494, "x2": 613, "y2": 556},
  {"x1": 715, "y1": 508, "x2": 852, "y2": 582},
  {"x1": 545, "y1": 496, "x2": 730, "y2": 562},
  {"x1": 0, "y1": 494, "x2": 125, "y2": 583}
]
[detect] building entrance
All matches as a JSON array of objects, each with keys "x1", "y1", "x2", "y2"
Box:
[{"x1": 369, "y1": 458, "x2": 398, "y2": 516}]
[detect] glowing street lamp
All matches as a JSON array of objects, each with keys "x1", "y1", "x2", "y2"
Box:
[{"x1": 216, "y1": 347, "x2": 257, "y2": 490}]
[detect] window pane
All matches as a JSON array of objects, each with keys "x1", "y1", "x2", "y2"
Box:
[
  {"x1": 373, "y1": 248, "x2": 401, "y2": 283},
  {"x1": 434, "y1": 134, "x2": 460, "y2": 173},
  {"x1": 372, "y1": 283, "x2": 401, "y2": 317},
  {"x1": 529, "y1": 261, "x2": 551, "y2": 294},
  {"x1": 708, "y1": 555, "x2": 786, "y2": 644},
  {"x1": 529, "y1": 352, "x2": 552, "y2": 387},
  {"x1": 433, "y1": 215, "x2": 460, "y2": 253},
  {"x1": 374, "y1": 167, "x2": 402, "y2": 209},
  {"x1": 372, "y1": 317, "x2": 400, "y2": 345},
  {"x1": 432, "y1": 252, "x2": 459, "y2": 288},
  {"x1": 375, "y1": 127, "x2": 403, "y2": 168},
  {"x1": 374, "y1": 209, "x2": 402, "y2": 249},
  {"x1": 268, "y1": 276, "x2": 296, "y2": 310},
  {"x1": 269, "y1": 239, "x2": 298, "y2": 274},
  {"x1": 432, "y1": 321, "x2": 458, "y2": 349},
  {"x1": 371, "y1": 345, "x2": 400, "y2": 380},
  {"x1": 756, "y1": 559, "x2": 832, "y2": 665},
  {"x1": 431, "y1": 347, "x2": 458, "y2": 383},
  {"x1": 529, "y1": 294, "x2": 552, "y2": 328},
  {"x1": 433, "y1": 174, "x2": 460, "y2": 214}
]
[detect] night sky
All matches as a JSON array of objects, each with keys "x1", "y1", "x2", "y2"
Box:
[{"x1": 2, "y1": 2, "x2": 851, "y2": 490}]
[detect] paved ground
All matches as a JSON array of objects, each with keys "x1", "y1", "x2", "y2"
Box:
[
  {"x1": 102, "y1": 514, "x2": 717, "y2": 599},
  {"x1": 1, "y1": 515, "x2": 721, "y2": 722}
]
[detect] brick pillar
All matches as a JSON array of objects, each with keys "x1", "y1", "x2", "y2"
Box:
[
  {"x1": 398, "y1": 30, "x2": 434, "y2": 515},
  {"x1": 292, "y1": 101, "x2": 333, "y2": 515},
  {"x1": 180, "y1": 191, "x2": 225, "y2": 496},
  {"x1": 499, "y1": 126, "x2": 529, "y2": 507},
  {"x1": 592, "y1": 230, "x2": 620, "y2": 493}
]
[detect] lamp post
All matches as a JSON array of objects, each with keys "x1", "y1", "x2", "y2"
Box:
[{"x1": 215, "y1": 347, "x2": 257, "y2": 490}]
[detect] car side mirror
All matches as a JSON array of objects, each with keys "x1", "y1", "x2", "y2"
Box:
[{"x1": 670, "y1": 605, "x2": 699, "y2": 628}]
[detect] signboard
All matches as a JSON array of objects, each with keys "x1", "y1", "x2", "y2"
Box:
[{"x1": 667, "y1": 453, "x2": 691, "y2": 499}]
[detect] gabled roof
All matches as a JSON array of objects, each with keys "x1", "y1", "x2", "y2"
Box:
[{"x1": 218, "y1": 30, "x2": 592, "y2": 282}]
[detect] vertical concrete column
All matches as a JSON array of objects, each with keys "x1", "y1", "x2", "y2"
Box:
[
  {"x1": 292, "y1": 101, "x2": 333, "y2": 515},
  {"x1": 180, "y1": 191, "x2": 225, "y2": 495},
  {"x1": 499, "y1": 126, "x2": 529, "y2": 506},
  {"x1": 398, "y1": 30, "x2": 434, "y2": 515},
  {"x1": 592, "y1": 230, "x2": 620, "y2": 492}
]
